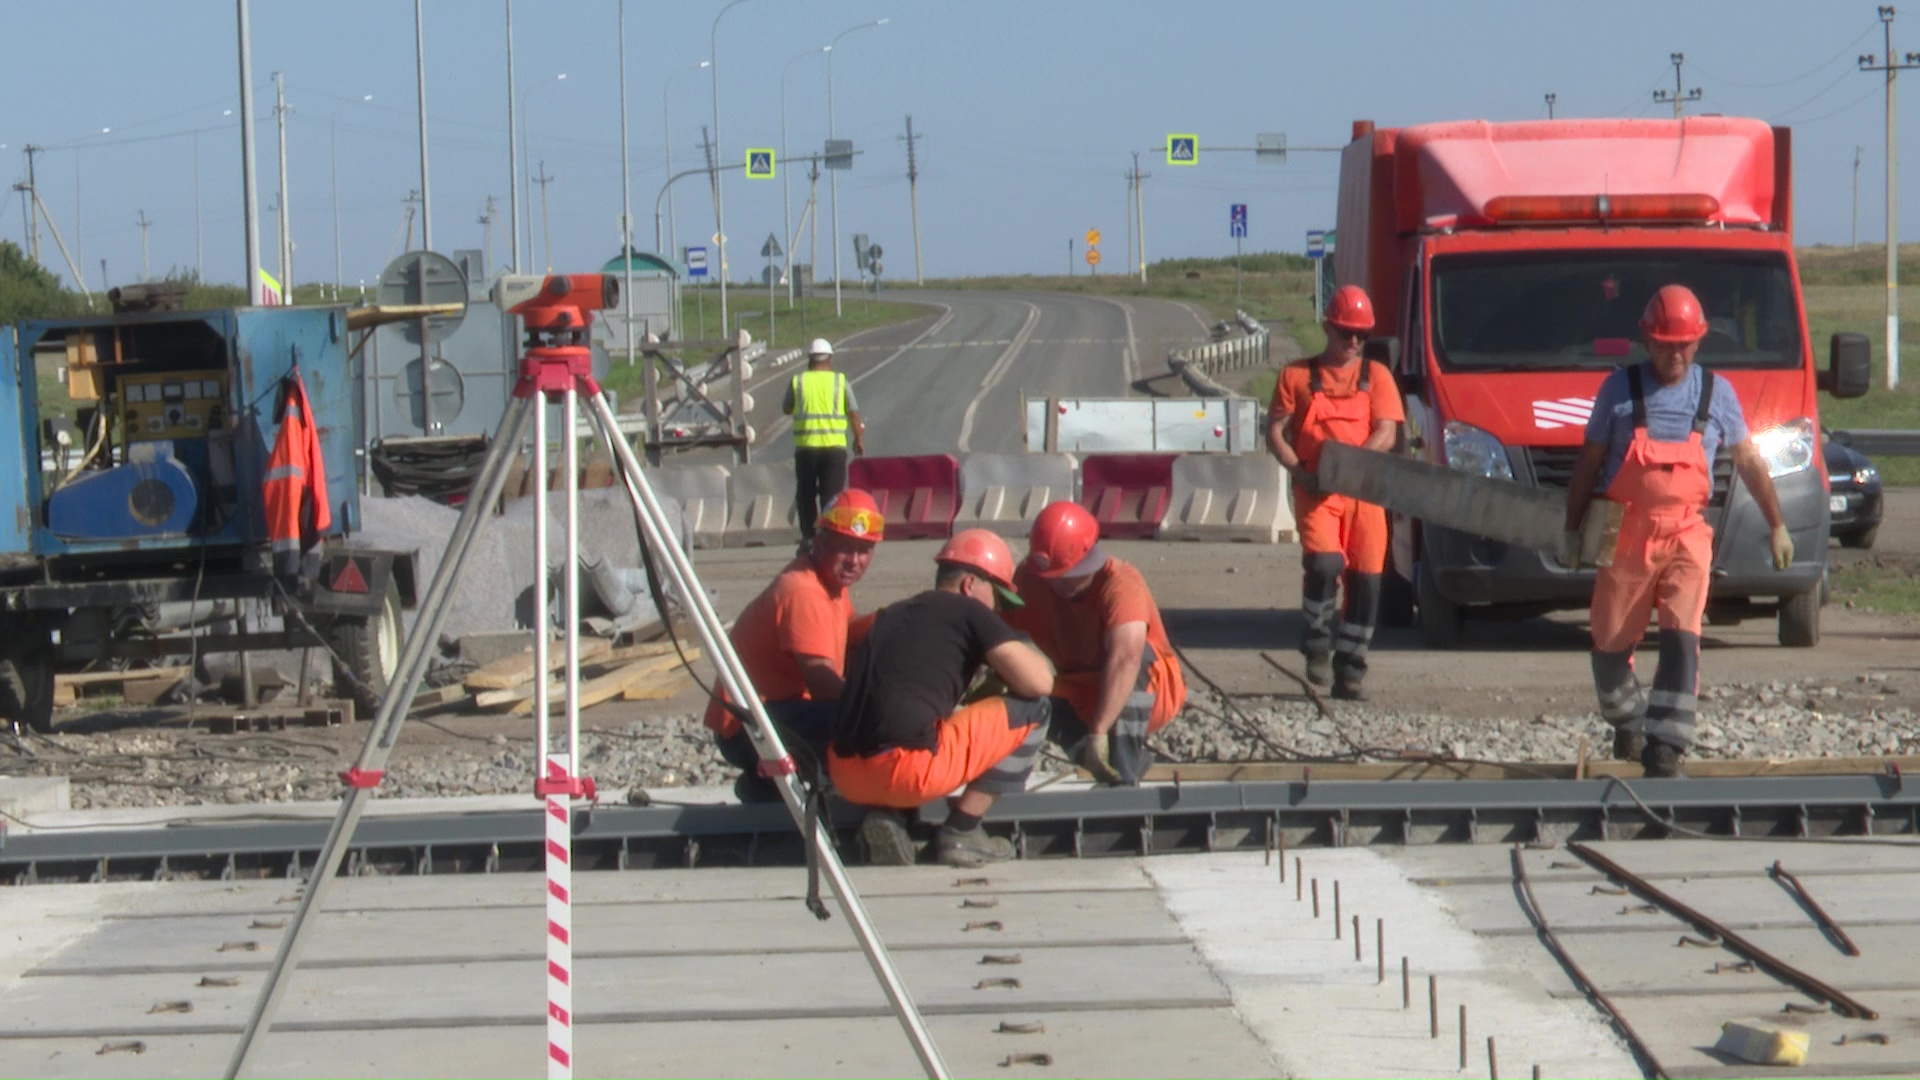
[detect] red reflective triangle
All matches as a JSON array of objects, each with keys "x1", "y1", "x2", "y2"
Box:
[{"x1": 331, "y1": 558, "x2": 369, "y2": 594}]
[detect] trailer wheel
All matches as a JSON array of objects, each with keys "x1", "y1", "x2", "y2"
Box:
[
  {"x1": 1416, "y1": 559, "x2": 1467, "y2": 650},
  {"x1": 1778, "y1": 587, "x2": 1821, "y2": 648},
  {"x1": 1378, "y1": 569, "x2": 1416, "y2": 629},
  {"x1": 0, "y1": 637, "x2": 57, "y2": 734},
  {"x1": 326, "y1": 578, "x2": 404, "y2": 717}
]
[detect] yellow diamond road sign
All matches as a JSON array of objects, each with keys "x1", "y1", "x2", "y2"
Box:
[
  {"x1": 1085, "y1": 228, "x2": 1101, "y2": 247},
  {"x1": 1167, "y1": 134, "x2": 1198, "y2": 166},
  {"x1": 746, "y1": 149, "x2": 776, "y2": 179}
]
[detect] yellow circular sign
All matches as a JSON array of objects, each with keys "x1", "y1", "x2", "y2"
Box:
[
  {"x1": 1085, "y1": 248, "x2": 1102, "y2": 266},
  {"x1": 1085, "y1": 229, "x2": 1102, "y2": 247}
]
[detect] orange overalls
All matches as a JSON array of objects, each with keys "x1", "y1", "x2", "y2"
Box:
[
  {"x1": 1588, "y1": 367, "x2": 1716, "y2": 752},
  {"x1": 1292, "y1": 364, "x2": 1388, "y2": 680},
  {"x1": 263, "y1": 370, "x2": 330, "y2": 580}
]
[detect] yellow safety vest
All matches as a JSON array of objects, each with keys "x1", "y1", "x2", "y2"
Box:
[{"x1": 791, "y1": 370, "x2": 850, "y2": 449}]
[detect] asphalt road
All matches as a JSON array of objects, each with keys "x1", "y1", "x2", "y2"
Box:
[{"x1": 742, "y1": 288, "x2": 1222, "y2": 460}]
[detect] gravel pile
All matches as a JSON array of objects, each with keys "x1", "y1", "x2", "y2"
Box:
[{"x1": 6, "y1": 674, "x2": 1913, "y2": 811}]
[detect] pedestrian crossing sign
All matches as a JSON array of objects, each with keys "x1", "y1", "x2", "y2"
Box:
[
  {"x1": 1167, "y1": 134, "x2": 1198, "y2": 166},
  {"x1": 746, "y1": 149, "x2": 776, "y2": 179}
]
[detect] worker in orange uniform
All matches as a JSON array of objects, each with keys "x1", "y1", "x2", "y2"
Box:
[
  {"x1": 830, "y1": 530, "x2": 1055, "y2": 867},
  {"x1": 1562, "y1": 285, "x2": 1793, "y2": 778},
  {"x1": 1009, "y1": 501, "x2": 1186, "y2": 785},
  {"x1": 705, "y1": 490, "x2": 884, "y2": 802},
  {"x1": 1267, "y1": 285, "x2": 1405, "y2": 700}
]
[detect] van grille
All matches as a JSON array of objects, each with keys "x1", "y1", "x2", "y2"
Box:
[{"x1": 1526, "y1": 447, "x2": 1733, "y2": 506}]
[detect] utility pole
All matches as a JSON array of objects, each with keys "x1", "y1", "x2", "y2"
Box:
[
  {"x1": 700, "y1": 125, "x2": 719, "y2": 287},
  {"x1": 274, "y1": 71, "x2": 292, "y2": 293},
  {"x1": 901, "y1": 114, "x2": 924, "y2": 284},
  {"x1": 534, "y1": 161, "x2": 555, "y2": 271},
  {"x1": 21, "y1": 145, "x2": 40, "y2": 263},
  {"x1": 193, "y1": 131, "x2": 203, "y2": 279},
  {"x1": 1132, "y1": 152, "x2": 1149, "y2": 283},
  {"x1": 1068, "y1": 237, "x2": 1074, "y2": 277},
  {"x1": 400, "y1": 189, "x2": 421, "y2": 253},
  {"x1": 414, "y1": 0, "x2": 433, "y2": 252},
  {"x1": 331, "y1": 116, "x2": 342, "y2": 299},
  {"x1": 1545, "y1": 92, "x2": 1556, "y2": 119},
  {"x1": 1860, "y1": 6, "x2": 1920, "y2": 390},
  {"x1": 1653, "y1": 52, "x2": 1703, "y2": 118},
  {"x1": 1855, "y1": 145, "x2": 1865, "y2": 249},
  {"x1": 1124, "y1": 167, "x2": 1133, "y2": 287},
  {"x1": 479, "y1": 195, "x2": 498, "y2": 276},
  {"x1": 136, "y1": 210, "x2": 151, "y2": 280},
  {"x1": 505, "y1": 0, "x2": 521, "y2": 273}
]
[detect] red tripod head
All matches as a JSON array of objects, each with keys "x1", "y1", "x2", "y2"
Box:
[{"x1": 494, "y1": 274, "x2": 620, "y2": 397}]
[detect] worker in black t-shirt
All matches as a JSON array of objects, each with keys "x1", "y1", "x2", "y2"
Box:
[{"x1": 829, "y1": 529, "x2": 1055, "y2": 868}]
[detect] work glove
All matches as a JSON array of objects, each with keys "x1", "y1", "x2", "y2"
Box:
[
  {"x1": 1769, "y1": 524, "x2": 1794, "y2": 571},
  {"x1": 1557, "y1": 529, "x2": 1584, "y2": 569},
  {"x1": 1080, "y1": 735, "x2": 1124, "y2": 785}
]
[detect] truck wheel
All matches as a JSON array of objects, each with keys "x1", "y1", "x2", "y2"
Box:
[
  {"x1": 1839, "y1": 525, "x2": 1878, "y2": 550},
  {"x1": 0, "y1": 640, "x2": 57, "y2": 734},
  {"x1": 1378, "y1": 570, "x2": 1416, "y2": 629},
  {"x1": 1778, "y1": 588, "x2": 1821, "y2": 648},
  {"x1": 1416, "y1": 559, "x2": 1467, "y2": 650},
  {"x1": 326, "y1": 579, "x2": 404, "y2": 718}
]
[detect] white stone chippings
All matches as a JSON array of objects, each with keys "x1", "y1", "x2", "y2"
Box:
[{"x1": 1144, "y1": 851, "x2": 1639, "y2": 1080}]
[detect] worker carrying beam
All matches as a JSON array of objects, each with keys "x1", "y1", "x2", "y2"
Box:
[
  {"x1": 704, "y1": 489, "x2": 884, "y2": 802},
  {"x1": 1561, "y1": 284, "x2": 1792, "y2": 779},
  {"x1": 1267, "y1": 285, "x2": 1405, "y2": 701},
  {"x1": 829, "y1": 529, "x2": 1055, "y2": 867},
  {"x1": 1009, "y1": 501, "x2": 1186, "y2": 785},
  {"x1": 785, "y1": 337, "x2": 866, "y2": 554}
]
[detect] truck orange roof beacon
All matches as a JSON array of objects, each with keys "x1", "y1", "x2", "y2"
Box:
[{"x1": 1334, "y1": 117, "x2": 1871, "y2": 648}]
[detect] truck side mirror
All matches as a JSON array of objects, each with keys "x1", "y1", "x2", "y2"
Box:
[{"x1": 1824, "y1": 332, "x2": 1871, "y2": 399}]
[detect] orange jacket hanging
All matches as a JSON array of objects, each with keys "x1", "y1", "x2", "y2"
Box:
[{"x1": 263, "y1": 369, "x2": 330, "y2": 578}]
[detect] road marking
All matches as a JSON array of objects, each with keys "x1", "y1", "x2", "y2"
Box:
[
  {"x1": 756, "y1": 303, "x2": 957, "y2": 445},
  {"x1": 1087, "y1": 295, "x2": 1142, "y2": 391},
  {"x1": 956, "y1": 301, "x2": 1041, "y2": 452}
]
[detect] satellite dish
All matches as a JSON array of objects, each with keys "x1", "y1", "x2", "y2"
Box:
[{"x1": 377, "y1": 250, "x2": 469, "y2": 344}]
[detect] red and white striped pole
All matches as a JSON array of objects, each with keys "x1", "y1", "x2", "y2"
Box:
[{"x1": 544, "y1": 754, "x2": 574, "y2": 1079}]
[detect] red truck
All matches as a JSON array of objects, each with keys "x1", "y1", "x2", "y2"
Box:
[{"x1": 1334, "y1": 117, "x2": 1872, "y2": 648}]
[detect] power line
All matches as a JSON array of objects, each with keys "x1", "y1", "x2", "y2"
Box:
[{"x1": 1695, "y1": 23, "x2": 1879, "y2": 88}]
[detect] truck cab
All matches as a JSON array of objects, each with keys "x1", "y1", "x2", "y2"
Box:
[{"x1": 1335, "y1": 117, "x2": 1871, "y2": 648}]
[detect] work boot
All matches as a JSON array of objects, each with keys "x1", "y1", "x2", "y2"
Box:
[
  {"x1": 1331, "y1": 671, "x2": 1368, "y2": 702},
  {"x1": 936, "y1": 825, "x2": 1015, "y2": 868},
  {"x1": 1303, "y1": 649, "x2": 1333, "y2": 690},
  {"x1": 1611, "y1": 727, "x2": 1646, "y2": 762},
  {"x1": 732, "y1": 772, "x2": 781, "y2": 805},
  {"x1": 1641, "y1": 740, "x2": 1686, "y2": 779},
  {"x1": 859, "y1": 809, "x2": 917, "y2": 866}
]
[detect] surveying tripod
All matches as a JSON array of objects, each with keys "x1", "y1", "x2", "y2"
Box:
[{"x1": 224, "y1": 274, "x2": 949, "y2": 1080}]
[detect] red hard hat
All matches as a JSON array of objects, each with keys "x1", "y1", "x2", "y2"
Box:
[
  {"x1": 1640, "y1": 284, "x2": 1708, "y2": 343},
  {"x1": 817, "y1": 488, "x2": 885, "y2": 541},
  {"x1": 1324, "y1": 285, "x2": 1375, "y2": 332},
  {"x1": 1026, "y1": 501, "x2": 1102, "y2": 579},
  {"x1": 935, "y1": 528, "x2": 1017, "y2": 589}
]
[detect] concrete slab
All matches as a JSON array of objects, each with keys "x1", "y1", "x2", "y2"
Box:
[
  {"x1": 0, "y1": 776, "x2": 70, "y2": 817},
  {"x1": 1600, "y1": 988, "x2": 1920, "y2": 1079}
]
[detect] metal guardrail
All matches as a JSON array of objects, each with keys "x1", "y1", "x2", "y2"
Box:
[
  {"x1": 1168, "y1": 310, "x2": 1270, "y2": 398},
  {"x1": 1831, "y1": 428, "x2": 1920, "y2": 457}
]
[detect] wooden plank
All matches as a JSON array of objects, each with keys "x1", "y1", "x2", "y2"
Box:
[
  {"x1": 618, "y1": 671, "x2": 693, "y2": 702},
  {"x1": 56, "y1": 665, "x2": 191, "y2": 689},
  {"x1": 508, "y1": 649, "x2": 701, "y2": 716},
  {"x1": 1137, "y1": 755, "x2": 1920, "y2": 784},
  {"x1": 469, "y1": 642, "x2": 689, "y2": 709},
  {"x1": 463, "y1": 638, "x2": 613, "y2": 692}
]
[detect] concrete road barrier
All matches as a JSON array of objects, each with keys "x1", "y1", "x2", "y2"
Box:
[
  {"x1": 953, "y1": 452, "x2": 1077, "y2": 537},
  {"x1": 646, "y1": 463, "x2": 731, "y2": 549},
  {"x1": 1159, "y1": 453, "x2": 1293, "y2": 543},
  {"x1": 724, "y1": 461, "x2": 799, "y2": 548},
  {"x1": 1079, "y1": 453, "x2": 1176, "y2": 539},
  {"x1": 850, "y1": 454, "x2": 961, "y2": 540}
]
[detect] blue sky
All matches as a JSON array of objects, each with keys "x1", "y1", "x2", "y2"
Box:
[{"x1": 1, "y1": 1, "x2": 1913, "y2": 291}]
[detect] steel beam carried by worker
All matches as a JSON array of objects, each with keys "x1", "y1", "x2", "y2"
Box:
[
  {"x1": 1009, "y1": 501, "x2": 1186, "y2": 785},
  {"x1": 1267, "y1": 285, "x2": 1405, "y2": 701},
  {"x1": 704, "y1": 489, "x2": 884, "y2": 801},
  {"x1": 829, "y1": 529, "x2": 1056, "y2": 868}
]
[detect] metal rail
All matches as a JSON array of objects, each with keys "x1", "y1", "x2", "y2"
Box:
[
  {"x1": 1508, "y1": 846, "x2": 1667, "y2": 1080},
  {"x1": 1566, "y1": 841, "x2": 1880, "y2": 1020},
  {"x1": 5, "y1": 774, "x2": 1915, "y2": 885}
]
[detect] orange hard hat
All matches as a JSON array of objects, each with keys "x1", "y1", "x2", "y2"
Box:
[
  {"x1": 817, "y1": 488, "x2": 885, "y2": 541},
  {"x1": 1640, "y1": 284, "x2": 1708, "y2": 343},
  {"x1": 936, "y1": 528, "x2": 1021, "y2": 600},
  {"x1": 1324, "y1": 284, "x2": 1375, "y2": 333},
  {"x1": 1026, "y1": 500, "x2": 1104, "y2": 579}
]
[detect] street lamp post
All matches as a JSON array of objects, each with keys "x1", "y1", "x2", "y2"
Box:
[
  {"x1": 827, "y1": 18, "x2": 887, "y2": 317},
  {"x1": 659, "y1": 60, "x2": 708, "y2": 255},
  {"x1": 782, "y1": 46, "x2": 827, "y2": 306},
  {"x1": 332, "y1": 94, "x2": 372, "y2": 300},
  {"x1": 710, "y1": 0, "x2": 759, "y2": 343}
]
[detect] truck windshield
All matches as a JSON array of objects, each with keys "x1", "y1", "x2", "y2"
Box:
[{"x1": 1429, "y1": 250, "x2": 1801, "y2": 371}]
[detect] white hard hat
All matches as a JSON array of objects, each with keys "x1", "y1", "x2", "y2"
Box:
[{"x1": 808, "y1": 337, "x2": 834, "y2": 358}]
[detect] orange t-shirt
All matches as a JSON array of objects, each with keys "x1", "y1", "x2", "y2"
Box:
[
  {"x1": 1268, "y1": 358, "x2": 1404, "y2": 442},
  {"x1": 1008, "y1": 557, "x2": 1175, "y2": 676},
  {"x1": 703, "y1": 558, "x2": 855, "y2": 735}
]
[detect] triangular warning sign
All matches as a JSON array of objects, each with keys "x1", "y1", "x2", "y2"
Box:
[{"x1": 331, "y1": 558, "x2": 369, "y2": 594}]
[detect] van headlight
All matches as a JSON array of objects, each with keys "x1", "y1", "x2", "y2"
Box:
[
  {"x1": 1752, "y1": 418, "x2": 1815, "y2": 478},
  {"x1": 1442, "y1": 421, "x2": 1514, "y2": 480}
]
